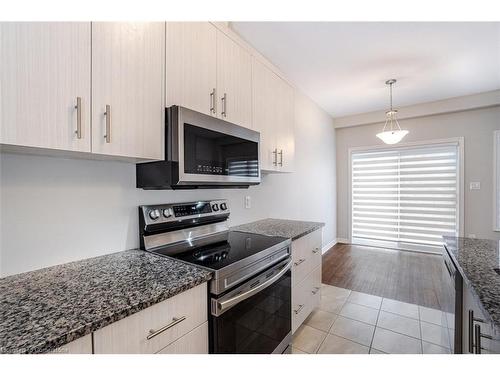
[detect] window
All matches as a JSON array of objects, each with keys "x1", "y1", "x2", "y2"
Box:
[{"x1": 351, "y1": 142, "x2": 461, "y2": 252}]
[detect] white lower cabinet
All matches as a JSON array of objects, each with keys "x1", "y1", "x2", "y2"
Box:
[
  {"x1": 93, "y1": 283, "x2": 208, "y2": 354},
  {"x1": 291, "y1": 229, "x2": 322, "y2": 333},
  {"x1": 51, "y1": 334, "x2": 93, "y2": 354},
  {"x1": 157, "y1": 322, "x2": 208, "y2": 354}
]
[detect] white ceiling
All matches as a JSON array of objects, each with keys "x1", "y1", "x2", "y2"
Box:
[{"x1": 231, "y1": 22, "x2": 500, "y2": 117}]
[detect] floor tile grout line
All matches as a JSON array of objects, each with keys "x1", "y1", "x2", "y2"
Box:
[
  {"x1": 315, "y1": 298, "x2": 348, "y2": 353},
  {"x1": 368, "y1": 302, "x2": 382, "y2": 352},
  {"x1": 418, "y1": 300, "x2": 423, "y2": 354}
]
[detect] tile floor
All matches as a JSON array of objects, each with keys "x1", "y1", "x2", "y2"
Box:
[{"x1": 292, "y1": 284, "x2": 453, "y2": 354}]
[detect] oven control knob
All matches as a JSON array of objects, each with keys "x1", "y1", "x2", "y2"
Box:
[
  {"x1": 163, "y1": 208, "x2": 173, "y2": 218},
  {"x1": 212, "y1": 203, "x2": 219, "y2": 212},
  {"x1": 220, "y1": 203, "x2": 227, "y2": 211},
  {"x1": 149, "y1": 209, "x2": 160, "y2": 220}
]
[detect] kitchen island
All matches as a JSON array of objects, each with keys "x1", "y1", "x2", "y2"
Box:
[{"x1": 443, "y1": 236, "x2": 500, "y2": 353}]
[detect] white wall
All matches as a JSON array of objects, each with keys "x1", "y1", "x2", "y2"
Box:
[
  {"x1": 0, "y1": 91, "x2": 336, "y2": 277},
  {"x1": 336, "y1": 105, "x2": 500, "y2": 242}
]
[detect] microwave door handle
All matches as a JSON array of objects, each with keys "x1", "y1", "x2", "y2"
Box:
[{"x1": 214, "y1": 259, "x2": 291, "y2": 316}]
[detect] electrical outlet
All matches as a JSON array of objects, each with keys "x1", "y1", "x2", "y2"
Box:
[
  {"x1": 469, "y1": 182, "x2": 481, "y2": 190},
  {"x1": 245, "y1": 196, "x2": 251, "y2": 209}
]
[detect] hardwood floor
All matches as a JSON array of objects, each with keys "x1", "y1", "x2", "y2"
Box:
[{"x1": 322, "y1": 243, "x2": 445, "y2": 310}]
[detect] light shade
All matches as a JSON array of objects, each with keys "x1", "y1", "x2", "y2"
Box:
[{"x1": 376, "y1": 130, "x2": 409, "y2": 144}]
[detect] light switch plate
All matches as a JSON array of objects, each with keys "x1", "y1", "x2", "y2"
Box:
[{"x1": 469, "y1": 182, "x2": 481, "y2": 190}]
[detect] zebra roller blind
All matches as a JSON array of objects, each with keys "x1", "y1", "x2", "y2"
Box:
[{"x1": 351, "y1": 144, "x2": 459, "y2": 248}]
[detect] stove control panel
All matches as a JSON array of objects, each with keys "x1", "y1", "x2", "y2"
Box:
[{"x1": 140, "y1": 199, "x2": 230, "y2": 226}]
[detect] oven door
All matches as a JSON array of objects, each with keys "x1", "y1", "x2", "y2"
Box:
[
  {"x1": 210, "y1": 258, "x2": 292, "y2": 354},
  {"x1": 170, "y1": 106, "x2": 261, "y2": 186}
]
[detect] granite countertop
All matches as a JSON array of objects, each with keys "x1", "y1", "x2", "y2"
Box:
[
  {"x1": 232, "y1": 218, "x2": 324, "y2": 241},
  {"x1": 443, "y1": 236, "x2": 500, "y2": 328},
  {"x1": 0, "y1": 250, "x2": 212, "y2": 354}
]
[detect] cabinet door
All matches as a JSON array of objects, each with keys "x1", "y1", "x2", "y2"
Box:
[
  {"x1": 251, "y1": 58, "x2": 277, "y2": 171},
  {"x1": 216, "y1": 31, "x2": 252, "y2": 129},
  {"x1": 276, "y1": 81, "x2": 295, "y2": 173},
  {"x1": 166, "y1": 22, "x2": 217, "y2": 116},
  {"x1": 0, "y1": 22, "x2": 91, "y2": 152},
  {"x1": 92, "y1": 22, "x2": 164, "y2": 160}
]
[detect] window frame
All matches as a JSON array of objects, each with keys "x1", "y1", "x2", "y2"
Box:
[
  {"x1": 347, "y1": 137, "x2": 464, "y2": 253},
  {"x1": 493, "y1": 131, "x2": 500, "y2": 232}
]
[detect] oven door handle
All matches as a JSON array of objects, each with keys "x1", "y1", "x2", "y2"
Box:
[{"x1": 213, "y1": 259, "x2": 292, "y2": 316}]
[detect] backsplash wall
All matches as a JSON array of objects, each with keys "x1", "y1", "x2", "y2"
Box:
[{"x1": 0, "y1": 92, "x2": 336, "y2": 277}]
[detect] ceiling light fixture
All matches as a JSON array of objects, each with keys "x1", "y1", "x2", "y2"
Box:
[{"x1": 376, "y1": 79, "x2": 409, "y2": 145}]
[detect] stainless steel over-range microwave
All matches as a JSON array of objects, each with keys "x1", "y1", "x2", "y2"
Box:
[{"x1": 136, "y1": 106, "x2": 261, "y2": 189}]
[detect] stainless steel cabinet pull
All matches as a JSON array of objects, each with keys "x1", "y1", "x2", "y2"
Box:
[
  {"x1": 469, "y1": 309, "x2": 487, "y2": 353},
  {"x1": 312, "y1": 248, "x2": 320, "y2": 254},
  {"x1": 294, "y1": 304, "x2": 304, "y2": 314},
  {"x1": 221, "y1": 93, "x2": 227, "y2": 117},
  {"x1": 278, "y1": 149, "x2": 283, "y2": 166},
  {"x1": 294, "y1": 258, "x2": 305, "y2": 266},
  {"x1": 75, "y1": 97, "x2": 82, "y2": 139},
  {"x1": 147, "y1": 316, "x2": 186, "y2": 340},
  {"x1": 474, "y1": 324, "x2": 482, "y2": 354},
  {"x1": 468, "y1": 310, "x2": 474, "y2": 353},
  {"x1": 272, "y1": 149, "x2": 278, "y2": 166},
  {"x1": 104, "y1": 104, "x2": 111, "y2": 143},
  {"x1": 210, "y1": 88, "x2": 216, "y2": 114},
  {"x1": 311, "y1": 287, "x2": 320, "y2": 295}
]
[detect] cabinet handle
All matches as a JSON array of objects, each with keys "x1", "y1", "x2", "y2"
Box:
[
  {"x1": 272, "y1": 149, "x2": 278, "y2": 166},
  {"x1": 210, "y1": 88, "x2": 216, "y2": 114},
  {"x1": 474, "y1": 324, "x2": 482, "y2": 354},
  {"x1": 146, "y1": 316, "x2": 186, "y2": 340},
  {"x1": 294, "y1": 258, "x2": 305, "y2": 267},
  {"x1": 75, "y1": 97, "x2": 82, "y2": 139},
  {"x1": 294, "y1": 304, "x2": 304, "y2": 315},
  {"x1": 468, "y1": 310, "x2": 474, "y2": 353},
  {"x1": 104, "y1": 104, "x2": 111, "y2": 143},
  {"x1": 221, "y1": 93, "x2": 227, "y2": 117},
  {"x1": 278, "y1": 149, "x2": 283, "y2": 166},
  {"x1": 311, "y1": 287, "x2": 320, "y2": 295},
  {"x1": 312, "y1": 248, "x2": 320, "y2": 254}
]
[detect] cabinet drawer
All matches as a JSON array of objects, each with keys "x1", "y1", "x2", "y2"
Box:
[
  {"x1": 94, "y1": 283, "x2": 207, "y2": 354},
  {"x1": 292, "y1": 264, "x2": 322, "y2": 333},
  {"x1": 291, "y1": 229, "x2": 322, "y2": 286},
  {"x1": 157, "y1": 322, "x2": 208, "y2": 354},
  {"x1": 292, "y1": 274, "x2": 313, "y2": 333},
  {"x1": 51, "y1": 334, "x2": 92, "y2": 354}
]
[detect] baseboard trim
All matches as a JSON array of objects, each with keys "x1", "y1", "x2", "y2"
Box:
[
  {"x1": 336, "y1": 237, "x2": 350, "y2": 244},
  {"x1": 322, "y1": 239, "x2": 337, "y2": 254}
]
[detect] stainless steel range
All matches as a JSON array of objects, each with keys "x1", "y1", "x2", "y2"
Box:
[{"x1": 139, "y1": 199, "x2": 292, "y2": 354}]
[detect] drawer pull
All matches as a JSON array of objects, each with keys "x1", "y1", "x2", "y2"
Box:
[
  {"x1": 311, "y1": 287, "x2": 320, "y2": 295},
  {"x1": 294, "y1": 304, "x2": 304, "y2": 315},
  {"x1": 312, "y1": 248, "x2": 320, "y2": 254},
  {"x1": 294, "y1": 258, "x2": 306, "y2": 266},
  {"x1": 147, "y1": 316, "x2": 186, "y2": 340}
]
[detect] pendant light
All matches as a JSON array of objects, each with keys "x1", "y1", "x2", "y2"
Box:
[{"x1": 376, "y1": 79, "x2": 409, "y2": 144}]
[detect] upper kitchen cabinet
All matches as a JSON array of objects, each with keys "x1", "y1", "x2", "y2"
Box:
[
  {"x1": 252, "y1": 57, "x2": 295, "y2": 172},
  {"x1": 216, "y1": 31, "x2": 253, "y2": 129},
  {"x1": 91, "y1": 22, "x2": 165, "y2": 160},
  {"x1": 0, "y1": 23, "x2": 91, "y2": 152},
  {"x1": 166, "y1": 22, "x2": 217, "y2": 117},
  {"x1": 275, "y1": 78, "x2": 295, "y2": 173}
]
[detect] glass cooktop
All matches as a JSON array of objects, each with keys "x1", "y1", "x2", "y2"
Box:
[{"x1": 171, "y1": 231, "x2": 289, "y2": 270}]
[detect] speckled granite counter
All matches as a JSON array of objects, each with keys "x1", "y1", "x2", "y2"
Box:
[
  {"x1": 0, "y1": 250, "x2": 212, "y2": 354},
  {"x1": 443, "y1": 236, "x2": 500, "y2": 328},
  {"x1": 232, "y1": 218, "x2": 324, "y2": 241}
]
